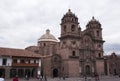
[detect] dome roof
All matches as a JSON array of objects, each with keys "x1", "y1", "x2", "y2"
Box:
[
  {"x1": 38, "y1": 29, "x2": 57, "y2": 42},
  {"x1": 62, "y1": 9, "x2": 77, "y2": 18},
  {"x1": 61, "y1": 9, "x2": 78, "y2": 24},
  {"x1": 88, "y1": 16, "x2": 101, "y2": 25},
  {"x1": 86, "y1": 16, "x2": 101, "y2": 28}
]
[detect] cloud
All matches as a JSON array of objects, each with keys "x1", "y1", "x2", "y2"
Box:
[
  {"x1": 0, "y1": 0, "x2": 120, "y2": 54},
  {"x1": 104, "y1": 43, "x2": 120, "y2": 55}
]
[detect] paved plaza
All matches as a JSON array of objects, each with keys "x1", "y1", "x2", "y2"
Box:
[{"x1": 5, "y1": 76, "x2": 120, "y2": 81}]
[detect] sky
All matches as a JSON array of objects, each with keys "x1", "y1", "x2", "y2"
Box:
[{"x1": 0, "y1": 0, "x2": 120, "y2": 55}]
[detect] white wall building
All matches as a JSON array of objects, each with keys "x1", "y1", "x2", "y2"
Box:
[{"x1": 0, "y1": 56, "x2": 12, "y2": 66}]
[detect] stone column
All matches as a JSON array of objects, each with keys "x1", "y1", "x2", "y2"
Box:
[{"x1": 5, "y1": 66, "x2": 11, "y2": 78}]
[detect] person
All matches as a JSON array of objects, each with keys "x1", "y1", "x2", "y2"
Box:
[
  {"x1": 44, "y1": 76, "x2": 47, "y2": 81},
  {"x1": 63, "y1": 76, "x2": 65, "y2": 80},
  {"x1": 39, "y1": 75, "x2": 42, "y2": 81},
  {"x1": 0, "y1": 74, "x2": 4, "y2": 81},
  {"x1": 84, "y1": 75, "x2": 87, "y2": 81},
  {"x1": 119, "y1": 74, "x2": 120, "y2": 77},
  {"x1": 13, "y1": 75, "x2": 18, "y2": 81},
  {"x1": 95, "y1": 73, "x2": 100, "y2": 81},
  {"x1": 25, "y1": 74, "x2": 29, "y2": 80}
]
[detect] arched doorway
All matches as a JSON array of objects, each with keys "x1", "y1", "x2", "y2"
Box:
[
  {"x1": 53, "y1": 69, "x2": 58, "y2": 77},
  {"x1": 0, "y1": 68, "x2": 5, "y2": 78},
  {"x1": 85, "y1": 65, "x2": 91, "y2": 75}
]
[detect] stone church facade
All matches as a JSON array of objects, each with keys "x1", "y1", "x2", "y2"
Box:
[{"x1": 26, "y1": 9, "x2": 105, "y2": 77}]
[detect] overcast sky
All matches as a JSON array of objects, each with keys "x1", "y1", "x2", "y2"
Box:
[{"x1": 0, "y1": 0, "x2": 120, "y2": 55}]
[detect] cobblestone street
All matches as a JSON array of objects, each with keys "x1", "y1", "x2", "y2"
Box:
[{"x1": 5, "y1": 76, "x2": 120, "y2": 81}]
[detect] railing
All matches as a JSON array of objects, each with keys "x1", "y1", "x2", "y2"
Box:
[{"x1": 12, "y1": 63, "x2": 39, "y2": 67}]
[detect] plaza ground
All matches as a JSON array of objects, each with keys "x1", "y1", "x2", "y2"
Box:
[{"x1": 5, "y1": 76, "x2": 120, "y2": 81}]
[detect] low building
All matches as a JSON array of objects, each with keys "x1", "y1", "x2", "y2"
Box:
[
  {"x1": 104, "y1": 52, "x2": 120, "y2": 76},
  {"x1": 0, "y1": 47, "x2": 41, "y2": 78}
]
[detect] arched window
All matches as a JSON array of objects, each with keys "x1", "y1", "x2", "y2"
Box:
[
  {"x1": 98, "y1": 53, "x2": 101, "y2": 58},
  {"x1": 96, "y1": 31, "x2": 99, "y2": 36},
  {"x1": 71, "y1": 25, "x2": 75, "y2": 32},
  {"x1": 72, "y1": 51, "x2": 76, "y2": 56},
  {"x1": 43, "y1": 43, "x2": 46, "y2": 47},
  {"x1": 63, "y1": 25, "x2": 66, "y2": 32}
]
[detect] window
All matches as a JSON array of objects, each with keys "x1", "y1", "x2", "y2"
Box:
[
  {"x1": 25, "y1": 60, "x2": 28, "y2": 64},
  {"x1": 17, "y1": 59, "x2": 20, "y2": 63},
  {"x1": 43, "y1": 43, "x2": 46, "y2": 47},
  {"x1": 2, "y1": 58, "x2": 7, "y2": 65},
  {"x1": 30, "y1": 60, "x2": 34, "y2": 63},
  {"x1": 13, "y1": 59, "x2": 17, "y2": 63},
  {"x1": 72, "y1": 51, "x2": 76, "y2": 56},
  {"x1": 72, "y1": 18, "x2": 74, "y2": 21},
  {"x1": 20, "y1": 59, "x2": 25, "y2": 63},
  {"x1": 96, "y1": 31, "x2": 99, "y2": 36},
  {"x1": 98, "y1": 53, "x2": 101, "y2": 58},
  {"x1": 34, "y1": 60, "x2": 36, "y2": 63},
  {"x1": 36, "y1": 60, "x2": 39, "y2": 63},
  {"x1": 34, "y1": 50, "x2": 39, "y2": 53},
  {"x1": 63, "y1": 25, "x2": 66, "y2": 32},
  {"x1": 71, "y1": 25, "x2": 75, "y2": 32}
]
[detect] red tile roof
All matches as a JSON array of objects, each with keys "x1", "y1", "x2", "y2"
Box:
[{"x1": 0, "y1": 47, "x2": 41, "y2": 58}]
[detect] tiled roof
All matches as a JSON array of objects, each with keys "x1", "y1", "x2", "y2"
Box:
[{"x1": 0, "y1": 47, "x2": 41, "y2": 58}]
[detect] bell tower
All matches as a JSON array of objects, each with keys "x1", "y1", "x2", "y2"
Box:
[
  {"x1": 84, "y1": 17, "x2": 105, "y2": 75},
  {"x1": 86, "y1": 17, "x2": 102, "y2": 40},
  {"x1": 59, "y1": 9, "x2": 81, "y2": 77},
  {"x1": 60, "y1": 9, "x2": 80, "y2": 38},
  {"x1": 86, "y1": 17, "x2": 105, "y2": 58}
]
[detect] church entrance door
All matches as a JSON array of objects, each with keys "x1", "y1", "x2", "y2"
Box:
[
  {"x1": 53, "y1": 69, "x2": 58, "y2": 77},
  {"x1": 85, "y1": 65, "x2": 91, "y2": 75}
]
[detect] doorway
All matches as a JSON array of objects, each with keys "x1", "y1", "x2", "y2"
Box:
[
  {"x1": 53, "y1": 69, "x2": 58, "y2": 77},
  {"x1": 0, "y1": 68, "x2": 5, "y2": 78},
  {"x1": 10, "y1": 69, "x2": 16, "y2": 78},
  {"x1": 85, "y1": 65, "x2": 91, "y2": 75},
  {"x1": 114, "y1": 69, "x2": 117, "y2": 75}
]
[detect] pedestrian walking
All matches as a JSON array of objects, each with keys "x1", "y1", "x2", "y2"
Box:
[
  {"x1": 25, "y1": 74, "x2": 29, "y2": 80},
  {"x1": 84, "y1": 75, "x2": 87, "y2": 81},
  {"x1": 95, "y1": 73, "x2": 100, "y2": 81},
  {"x1": 13, "y1": 75, "x2": 18, "y2": 81},
  {"x1": 39, "y1": 75, "x2": 42, "y2": 81},
  {"x1": 44, "y1": 76, "x2": 47, "y2": 81}
]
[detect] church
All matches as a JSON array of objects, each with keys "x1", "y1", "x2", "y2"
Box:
[{"x1": 26, "y1": 9, "x2": 105, "y2": 77}]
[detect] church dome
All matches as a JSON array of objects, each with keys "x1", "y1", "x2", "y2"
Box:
[{"x1": 38, "y1": 29, "x2": 57, "y2": 42}]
